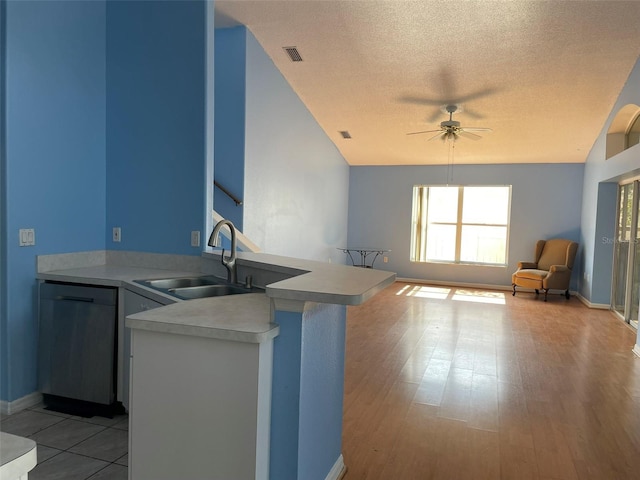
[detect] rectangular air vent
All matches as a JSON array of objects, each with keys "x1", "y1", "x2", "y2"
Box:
[
  {"x1": 339, "y1": 131, "x2": 352, "y2": 139},
  {"x1": 283, "y1": 46, "x2": 303, "y2": 62}
]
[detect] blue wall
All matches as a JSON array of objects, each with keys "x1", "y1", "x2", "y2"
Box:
[
  {"x1": 348, "y1": 163, "x2": 584, "y2": 288},
  {"x1": 580, "y1": 58, "x2": 640, "y2": 305},
  {"x1": 1, "y1": 0, "x2": 208, "y2": 404},
  {"x1": 242, "y1": 30, "x2": 350, "y2": 263},
  {"x1": 106, "y1": 0, "x2": 206, "y2": 255},
  {"x1": 214, "y1": 27, "x2": 245, "y2": 229},
  {"x1": 2, "y1": 0, "x2": 107, "y2": 402},
  {"x1": 271, "y1": 305, "x2": 347, "y2": 480},
  {"x1": 1, "y1": 0, "x2": 8, "y2": 403}
]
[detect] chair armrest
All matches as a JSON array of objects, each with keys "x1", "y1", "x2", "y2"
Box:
[
  {"x1": 544, "y1": 264, "x2": 572, "y2": 290},
  {"x1": 549, "y1": 265, "x2": 569, "y2": 273},
  {"x1": 518, "y1": 261, "x2": 537, "y2": 269}
]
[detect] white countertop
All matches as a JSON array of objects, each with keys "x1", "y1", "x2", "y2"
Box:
[
  {"x1": 0, "y1": 432, "x2": 37, "y2": 479},
  {"x1": 126, "y1": 293, "x2": 277, "y2": 344},
  {"x1": 220, "y1": 251, "x2": 396, "y2": 305},
  {"x1": 36, "y1": 250, "x2": 396, "y2": 343}
]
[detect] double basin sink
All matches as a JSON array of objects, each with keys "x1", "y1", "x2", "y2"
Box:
[{"x1": 135, "y1": 275, "x2": 261, "y2": 300}]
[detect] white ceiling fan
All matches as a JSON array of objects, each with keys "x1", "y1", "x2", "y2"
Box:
[{"x1": 407, "y1": 104, "x2": 492, "y2": 142}]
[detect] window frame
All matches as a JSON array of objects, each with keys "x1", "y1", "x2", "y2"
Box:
[{"x1": 410, "y1": 184, "x2": 512, "y2": 266}]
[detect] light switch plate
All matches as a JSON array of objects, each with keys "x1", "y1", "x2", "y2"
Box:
[
  {"x1": 113, "y1": 227, "x2": 121, "y2": 242},
  {"x1": 191, "y1": 230, "x2": 201, "y2": 247},
  {"x1": 19, "y1": 228, "x2": 35, "y2": 246}
]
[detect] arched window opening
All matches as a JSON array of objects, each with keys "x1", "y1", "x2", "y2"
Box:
[
  {"x1": 627, "y1": 113, "x2": 640, "y2": 150},
  {"x1": 607, "y1": 104, "x2": 640, "y2": 159}
]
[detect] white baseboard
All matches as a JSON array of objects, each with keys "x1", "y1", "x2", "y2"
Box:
[
  {"x1": 0, "y1": 392, "x2": 42, "y2": 416},
  {"x1": 633, "y1": 345, "x2": 640, "y2": 358},
  {"x1": 325, "y1": 454, "x2": 346, "y2": 480},
  {"x1": 575, "y1": 292, "x2": 610, "y2": 309},
  {"x1": 397, "y1": 278, "x2": 610, "y2": 310}
]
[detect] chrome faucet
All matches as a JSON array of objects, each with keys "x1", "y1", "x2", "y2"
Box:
[{"x1": 207, "y1": 219, "x2": 237, "y2": 284}]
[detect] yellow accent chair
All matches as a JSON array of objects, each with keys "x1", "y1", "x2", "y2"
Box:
[{"x1": 512, "y1": 239, "x2": 578, "y2": 301}]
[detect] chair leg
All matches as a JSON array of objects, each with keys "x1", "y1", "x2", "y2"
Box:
[
  {"x1": 544, "y1": 289, "x2": 548, "y2": 301},
  {"x1": 512, "y1": 284, "x2": 516, "y2": 296},
  {"x1": 565, "y1": 290, "x2": 570, "y2": 300},
  {"x1": 535, "y1": 289, "x2": 539, "y2": 295}
]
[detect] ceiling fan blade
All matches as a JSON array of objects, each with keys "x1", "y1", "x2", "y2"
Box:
[
  {"x1": 426, "y1": 109, "x2": 444, "y2": 123},
  {"x1": 453, "y1": 87, "x2": 499, "y2": 104},
  {"x1": 457, "y1": 130, "x2": 482, "y2": 141},
  {"x1": 428, "y1": 132, "x2": 447, "y2": 142},
  {"x1": 398, "y1": 95, "x2": 444, "y2": 106},
  {"x1": 406, "y1": 129, "x2": 442, "y2": 136},
  {"x1": 460, "y1": 106, "x2": 484, "y2": 119},
  {"x1": 461, "y1": 127, "x2": 492, "y2": 132}
]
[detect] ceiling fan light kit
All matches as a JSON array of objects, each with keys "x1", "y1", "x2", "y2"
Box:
[{"x1": 407, "y1": 103, "x2": 492, "y2": 142}]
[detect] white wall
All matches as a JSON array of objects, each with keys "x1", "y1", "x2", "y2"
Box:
[{"x1": 243, "y1": 31, "x2": 349, "y2": 263}]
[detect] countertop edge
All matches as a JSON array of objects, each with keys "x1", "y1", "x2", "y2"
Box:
[
  {"x1": 0, "y1": 432, "x2": 37, "y2": 478},
  {"x1": 125, "y1": 317, "x2": 280, "y2": 344}
]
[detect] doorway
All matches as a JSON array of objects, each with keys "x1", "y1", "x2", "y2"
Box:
[{"x1": 612, "y1": 180, "x2": 640, "y2": 329}]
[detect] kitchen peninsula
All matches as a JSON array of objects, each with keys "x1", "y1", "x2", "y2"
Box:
[{"x1": 36, "y1": 249, "x2": 395, "y2": 480}]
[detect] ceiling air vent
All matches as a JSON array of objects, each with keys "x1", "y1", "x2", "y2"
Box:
[
  {"x1": 283, "y1": 46, "x2": 303, "y2": 62},
  {"x1": 339, "y1": 131, "x2": 352, "y2": 139}
]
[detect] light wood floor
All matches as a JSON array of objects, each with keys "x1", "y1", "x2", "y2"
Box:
[{"x1": 342, "y1": 282, "x2": 640, "y2": 480}]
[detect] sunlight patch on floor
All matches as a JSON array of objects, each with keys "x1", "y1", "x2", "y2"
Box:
[
  {"x1": 452, "y1": 289, "x2": 506, "y2": 305},
  {"x1": 396, "y1": 284, "x2": 506, "y2": 304},
  {"x1": 396, "y1": 285, "x2": 451, "y2": 299}
]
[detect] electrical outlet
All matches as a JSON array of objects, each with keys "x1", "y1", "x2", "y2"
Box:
[
  {"x1": 113, "y1": 227, "x2": 121, "y2": 242},
  {"x1": 383, "y1": 256, "x2": 388, "y2": 263},
  {"x1": 191, "y1": 230, "x2": 201, "y2": 247}
]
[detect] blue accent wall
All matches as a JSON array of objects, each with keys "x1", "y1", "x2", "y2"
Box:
[
  {"x1": 298, "y1": 303, "x2": 346, "y2": 479},
  {"x1": 348, "y1": 163, "x2": 584, "y2": 288},
  {"x1": 1, "y1": 0, "x2": 208, "y2": 403},
  {"x1": 105, "y1": 0, "x2": 206, "y2": 255},
  {"x1": 270, "y1": 311, "x2": 302, "y2": 479},
  {"x1": 214, "y1": 27, "x2": 245, "y2": 230},
  {"x1": 1, "y1": 0, "x2": 8, "y2": 402},
  {"x1": 270, "y1": 305, "x2": 347, "y2": 480},
  {"x1": 2, "y1": 0, "x2": 107, "y2": 401}
]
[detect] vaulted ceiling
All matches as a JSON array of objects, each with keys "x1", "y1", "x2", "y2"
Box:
[{"x1": 215, "y1": 0, "x2": 640, "y2": 166}]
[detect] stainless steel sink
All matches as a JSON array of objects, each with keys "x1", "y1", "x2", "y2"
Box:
[
  {"x1": 169, "y1": 284, "x2": 257, "y2": 300},
  {"x1": 139, "y1": 276, "x2": 222, "y2": 290},
  {"x1": 134, "y1": 275, "x2": 262, "y2": 300}
]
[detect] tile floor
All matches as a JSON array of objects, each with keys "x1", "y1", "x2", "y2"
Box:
[{"x1": 1, "y1": 403, "x2": 128, "y2": 480}]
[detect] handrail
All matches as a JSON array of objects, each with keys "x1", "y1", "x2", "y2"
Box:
[
  {"x1": 214, "y1": 180, "x2": 243, "y2": 206},
  {"x1": 211, "y1": 210, "x2": 261, "y2": 253}
]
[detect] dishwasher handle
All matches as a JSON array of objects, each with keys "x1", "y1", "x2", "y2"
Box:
[
  {"x1": 55, "y1": 295, "x2": 95, "y2": 303},
  {"x1": 40, "y1": 282, "x2": 117, "y2": 306}
]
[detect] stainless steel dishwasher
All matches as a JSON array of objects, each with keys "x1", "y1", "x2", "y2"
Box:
[{"x1": 38, "y1": 282, "x2": 118, "y2": 415}]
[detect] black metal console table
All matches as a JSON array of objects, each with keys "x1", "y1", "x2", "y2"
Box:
[{"x1": 337, "y1": 247, "x2": 390, "y2": 268}]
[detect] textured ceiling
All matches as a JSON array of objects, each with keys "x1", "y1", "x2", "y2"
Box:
[{"x1": 215, "y1": 0, "x2": 640, "y2": 166}]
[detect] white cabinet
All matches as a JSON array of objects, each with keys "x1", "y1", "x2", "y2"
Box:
[
  {"x1": 118, "y1": 289, "x2": 166, "y2": 411},
  {"x1": 128, "y1": 328, "x2": 273, "y2": 480}
]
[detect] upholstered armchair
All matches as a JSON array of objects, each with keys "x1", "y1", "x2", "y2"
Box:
[{"x1": 512, "y1": 239, "x2": 578, "y2": 301}]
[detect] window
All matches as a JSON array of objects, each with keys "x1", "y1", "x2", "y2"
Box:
[
  {"x1": 627, "y1": 113, "x2": 640, "y2": 150},
  {"x1": 410, "y1": 185, "x2": 511, "y2": 265}
]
